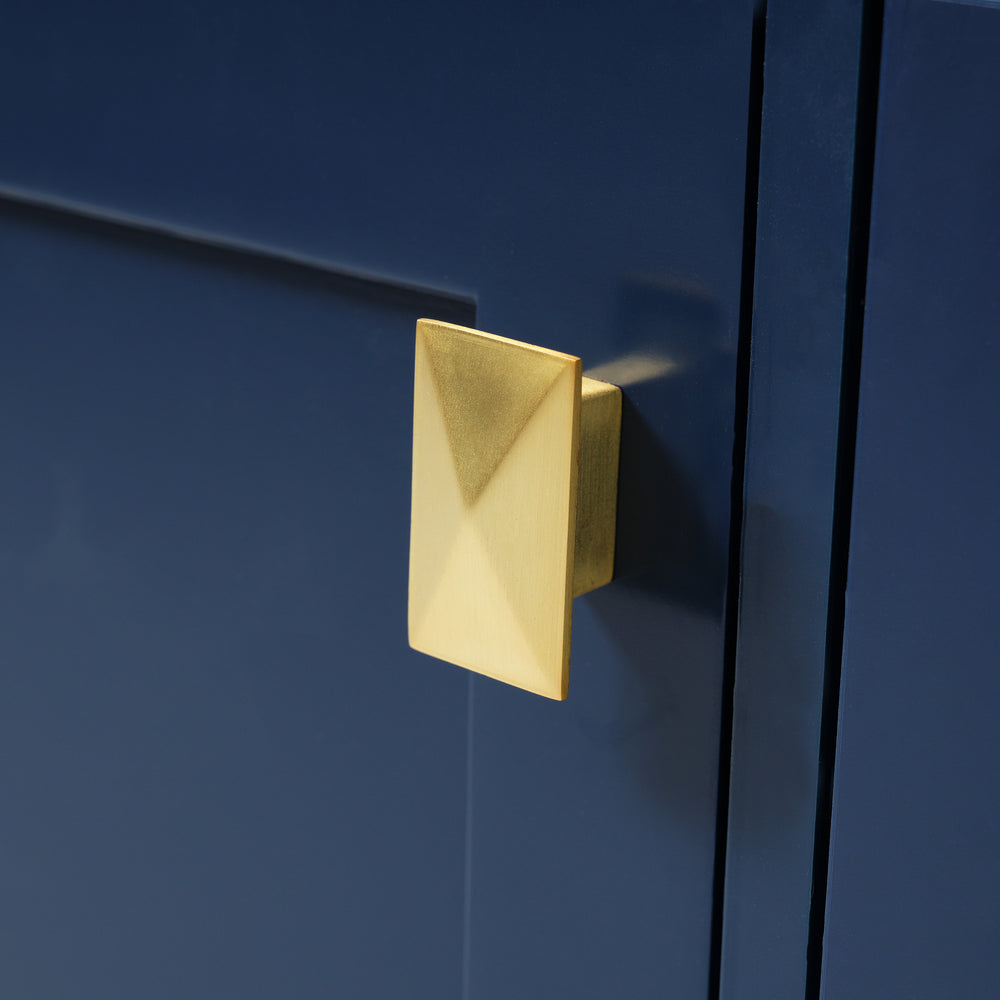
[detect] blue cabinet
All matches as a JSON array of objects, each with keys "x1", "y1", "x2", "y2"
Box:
[{"x1": 2, "y1": 1, "x2": 996, "y2": 997}]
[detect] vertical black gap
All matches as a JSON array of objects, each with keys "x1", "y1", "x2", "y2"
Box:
[
  {"x1": 804, "y1": 0, "x2": 885, "y2": 996},
  {"x1": 708, "y1": 4, "x2": 767, "y2": 999}
]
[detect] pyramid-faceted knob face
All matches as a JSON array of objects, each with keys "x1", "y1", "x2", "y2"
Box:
[{"x1": 408, "y1": 320, "x2": 582, "y2": 699}]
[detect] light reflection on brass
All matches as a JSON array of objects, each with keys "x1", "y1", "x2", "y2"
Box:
[
  {"x1": 584, "y1": 352, "x2": 680, "y2": 387},
  {"x1": 408, "y1": 319, "x2": 621, "y2": 700}
]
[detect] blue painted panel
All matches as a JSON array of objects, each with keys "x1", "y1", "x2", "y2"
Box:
[
  {"x1": 0, "y1": 0, "x2": 753, "y2": 311},
  {"x1": 822, "y1": 1, "x2": 1000, "y2": 996},
  {"x1": 719, "y1": 2, "x2": 867, "y2": 998},
  {"x1": 0, "y1": 202, "x2": 472, "y2": 998}
]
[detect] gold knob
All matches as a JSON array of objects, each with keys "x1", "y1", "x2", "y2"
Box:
[{"x1": 407, "y1": 319, "x2": 621, "y2": 700}]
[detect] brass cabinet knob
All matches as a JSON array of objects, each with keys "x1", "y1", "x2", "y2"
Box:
[{"x1": 407, "y1": 319, "x2": 621, "y2": 700}]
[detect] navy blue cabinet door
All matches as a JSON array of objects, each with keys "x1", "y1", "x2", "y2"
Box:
[
  {"x1": 820, "y1": 1, "x2": 1000, "y2": 997},
  {"x1": 0, "y1": 2, "x2": 758, "y2": 997},
  {"x1": 0, "y1": 199, "x2": 475, "y2": 1000}
]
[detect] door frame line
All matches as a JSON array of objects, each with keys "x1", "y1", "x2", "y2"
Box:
[{"x1": 708, "y1": 4, "x2": 769, "y2": 999}]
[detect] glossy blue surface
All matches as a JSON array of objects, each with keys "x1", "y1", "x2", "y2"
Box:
[
  {"x1": 821, "y1": 1, "x2": 1000, "y2": 996},
  {"x1": 719, "y1": 3, "x2": 867, "y2": 998},
  {"x1": 0, "y1": 2, "x2": 758, "y2": 997}
]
